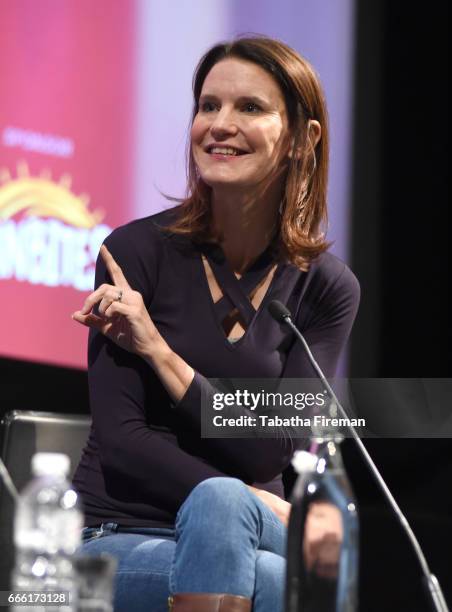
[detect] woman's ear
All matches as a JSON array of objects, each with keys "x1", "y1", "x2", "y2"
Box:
[
  {"x1": 288, "y1": 119, "x2": 322, "y2": 159},
  {"x1": 308, "y1": 120, "x2": 321, "y2": 148}
]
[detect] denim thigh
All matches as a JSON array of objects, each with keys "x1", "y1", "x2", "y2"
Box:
[{"x1": 80, "y1": 524, "x2": 175, "y2": 612}]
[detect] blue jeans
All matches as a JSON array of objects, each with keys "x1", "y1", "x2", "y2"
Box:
[{"x1": 80, "y1": 477, "x2": 287, "y2": 611}]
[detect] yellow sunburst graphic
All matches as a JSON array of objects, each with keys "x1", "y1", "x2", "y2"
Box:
[{"x1": 0, "y1": 161, "x2": 104, "y2": 228}]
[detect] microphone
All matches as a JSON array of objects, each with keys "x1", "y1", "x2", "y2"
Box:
[
  {"x1": 268, "y1": 299, "x2": 449, "y2": 612},
  {"x1": 267, "y1": 300, "x2": 291, "y2": 323}
]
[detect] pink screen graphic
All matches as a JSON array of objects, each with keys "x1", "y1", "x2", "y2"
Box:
[
  {"x1": 0, "y1": 1, "x2": 137, "y2": 368},
  {"x1": 0, "y1": 1, "x2": 354, "y2": 371}
]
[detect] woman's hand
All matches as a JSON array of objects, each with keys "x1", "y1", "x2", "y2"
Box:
[
  {"x1": 72, "y1": 245, "x2": 163, "y2": 359},
  {"x1": 247, "y1": 485, "x2": 291, "y2": 527}
]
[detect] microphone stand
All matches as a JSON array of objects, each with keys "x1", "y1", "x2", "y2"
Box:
[{"x1": 268, "y1": 300, "x2": 449, "y2": 612}]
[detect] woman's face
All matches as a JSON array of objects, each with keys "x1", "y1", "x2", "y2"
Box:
[{"x1": 191, "y1": 58, "x2": 290, "y2": 194}]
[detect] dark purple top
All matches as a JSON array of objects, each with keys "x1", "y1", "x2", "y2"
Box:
[{"x1": 73, "y1": 207, "x2": 360, "y2": 527}]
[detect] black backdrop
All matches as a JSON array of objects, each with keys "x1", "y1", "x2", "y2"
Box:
[
  {"x1": 0, "y1": 1, "x2": 450, "y2": 610},
  {"x1": 346, "y1": 0, "x2": 450, "y2": 609}
]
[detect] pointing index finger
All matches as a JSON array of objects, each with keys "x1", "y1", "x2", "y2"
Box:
[{"x1": 100, "y1": 244, "x2": 131, "y2": 288}]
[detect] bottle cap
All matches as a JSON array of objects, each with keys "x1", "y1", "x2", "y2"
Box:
[
  {"x1": 291, "y1": 450, "x2": 318, "y2": 474},
  {"x1": 31, "y1": 452, "x2": 70, "y2": 477}
]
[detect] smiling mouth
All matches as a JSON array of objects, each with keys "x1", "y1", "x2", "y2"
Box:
[{"x1": 205, "y1": 145, "x2": 249, "y2": 156}]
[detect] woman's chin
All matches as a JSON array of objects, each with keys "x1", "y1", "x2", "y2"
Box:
[{"x1": 200, "y1": 174, "x2": 254, "y2": 192}]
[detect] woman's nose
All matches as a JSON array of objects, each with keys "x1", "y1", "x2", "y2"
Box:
[{"x1": 210, "y1": 107, "x2": 239, "y2": 136}]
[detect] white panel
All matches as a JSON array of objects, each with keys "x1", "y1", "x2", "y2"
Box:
[{"x1": 132, "y1": 0, "x2": 231, "y2": 219}]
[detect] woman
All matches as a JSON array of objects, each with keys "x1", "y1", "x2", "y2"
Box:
[{"x1": 72, "y1": 36, "x2": 360, "y2": 612}]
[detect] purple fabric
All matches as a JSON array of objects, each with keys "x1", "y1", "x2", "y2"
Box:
[{"x1": 73, "y1": 206, "x2": 360, "y2": 527}]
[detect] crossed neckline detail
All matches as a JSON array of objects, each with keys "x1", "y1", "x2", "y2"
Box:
[{"x1": 198, "y1": 241, "x2": 280, "y2": 347}]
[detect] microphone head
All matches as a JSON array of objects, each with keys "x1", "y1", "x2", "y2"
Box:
[{"x1": 268, "y1": 300, "x2": 292, "y2": 323}]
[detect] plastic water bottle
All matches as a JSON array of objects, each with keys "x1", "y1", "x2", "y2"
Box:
[
  {"x1": 285, "y1": 438, "x2": 359, "y2": 612},
  {"x1": 12, "y1": 452, "x2": 83, "y2": 611}
]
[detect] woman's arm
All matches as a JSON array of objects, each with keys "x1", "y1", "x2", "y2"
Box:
[
  {"x1": 74, "y1": 244, "x2": 288, "y2": 483},
  {"x1": 86, "y1": 325, "x2": 226, "y2": 514},
  {"x1": 73, "y1": 227, "x2": 227, "y2": 514},
  {"x1": 74, "y1": 243, "x2": 196, "y2": 402}
]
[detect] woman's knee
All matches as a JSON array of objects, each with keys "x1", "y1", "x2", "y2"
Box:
[
  {"x1": 181, "y1": 477, "x2": 249, "y2": 514},
  {"x1": 176, "y1": 477, "x2": 254, "y2": 535}
]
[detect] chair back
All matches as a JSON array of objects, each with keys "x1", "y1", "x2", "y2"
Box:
[{"x1": 0, "y1": 410, "x2": 91, "y2": 589}]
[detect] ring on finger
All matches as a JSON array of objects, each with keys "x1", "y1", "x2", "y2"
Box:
[{"x1": 116, "y1": 289, "x2": 123, "y2": 302}]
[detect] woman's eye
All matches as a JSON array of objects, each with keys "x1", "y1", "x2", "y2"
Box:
[
  {"x1": 243, "y1": 102, "x2": 260, "y2": 113},
  {"x1": 200, "y1": 101, "x2": 216, "y2": 112}
]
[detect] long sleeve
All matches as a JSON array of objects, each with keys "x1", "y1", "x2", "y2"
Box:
[
  {"x1": 87, "y1": 224, "x2": 227, "y2": 515},
  {"x1": 283, "y1": 261, "x2": 361, "y2": 378}
]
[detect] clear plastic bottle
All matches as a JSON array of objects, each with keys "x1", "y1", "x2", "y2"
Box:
[
  {"x1": 12, "y1": 452, "x2": 83, "y2": 611},
  {"x1": 285, "y1": 439, "x2": 359, "y2": 612}
]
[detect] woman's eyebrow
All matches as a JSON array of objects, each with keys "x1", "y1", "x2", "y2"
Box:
[{"x1": 199, "y1": 93, "x2": 270, "y2": 106}]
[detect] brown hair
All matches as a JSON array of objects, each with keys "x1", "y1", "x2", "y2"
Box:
[{"x1": 165, "y1": 35, "x2": 330, "y2": 270}]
